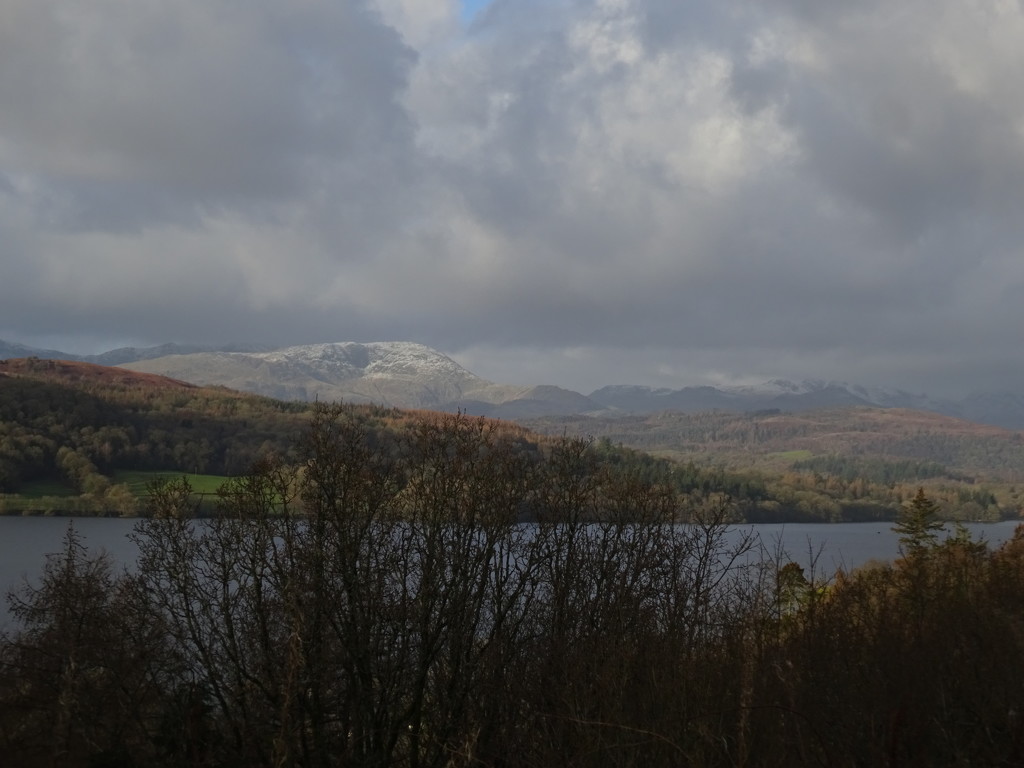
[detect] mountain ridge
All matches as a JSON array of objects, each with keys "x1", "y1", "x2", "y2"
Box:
[
  {"x1": 3, "y1": 338, "x2": 1023, "y2": 429},
  {"x1": 119, "y1": 342, "x2": 539, "y2": 410}
]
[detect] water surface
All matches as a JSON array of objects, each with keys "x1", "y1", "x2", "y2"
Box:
[{"x1": 2, "y1": 517, "x2": 1020, "y2": 628}]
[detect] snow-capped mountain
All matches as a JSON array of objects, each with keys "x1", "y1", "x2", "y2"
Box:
[
  {"x1": 116, "y1": 342, "x2": 599, "y2": 413},
  {"x1": 253, "y1": 342, "x2": 483, "y2": 383},
  {"x1": 3, "y1": 337, "x2": 1024, "y2": 428},
  {"x1": 721, "y1": 378, "x2": 828, "y2": 397}
]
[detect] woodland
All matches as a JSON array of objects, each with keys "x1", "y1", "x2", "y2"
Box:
[
  {"x1": 0, "y1": 358, "x2": 1018, "y2": 523},
  {"x1": 2, "y1": 404, "x2": 1024, "y2": 766}
]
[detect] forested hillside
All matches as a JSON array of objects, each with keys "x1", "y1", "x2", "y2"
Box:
[
  {"x1": 0, "y1": 359, "x2": 657, "y2": 518},
  {"x1": 0, "y1": 358, "x2": 310, "y2": 504},
  {"x1": 1, "y1": 358, "x2": 1020, "y2": 522},
  {"x1": 527, "y1": 407, "x2": 1024, "y2": 521},
  {"x1": 523, "y1": 407, "x2": 1024, "y2": 476}
]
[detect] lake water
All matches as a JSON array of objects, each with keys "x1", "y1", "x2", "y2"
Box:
[{"x1": 2, "y1": 517, "x2": 1021, "y2": 628}]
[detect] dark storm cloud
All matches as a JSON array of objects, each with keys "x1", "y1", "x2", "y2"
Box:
[{"x1": 2, "y1": 0, "x2": 1024, "y2": 395}]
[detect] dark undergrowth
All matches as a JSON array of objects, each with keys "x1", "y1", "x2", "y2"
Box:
[{"x1": 2, "y1": 405, "x2": 1023, "y2": 767}]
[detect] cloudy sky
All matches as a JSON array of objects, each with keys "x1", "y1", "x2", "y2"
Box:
[{"x1": 2, "y1": 0, "x2": 1023, "y2": 396}]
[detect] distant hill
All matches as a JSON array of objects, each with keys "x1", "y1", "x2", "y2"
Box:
[
  {"x1": 4, "y1": 337, "x2": 1024, "y2": 430},
  {"x1": 518, "y1": 406, "x2": 1024, "y2": 483},
  {"x1": 87, "y1": 342, "x2": 275, "y2": 366},
  {"x1": 0, "y1": 357, "x2": 199, "y2": 392},
  {"x1": 0, "y1": 359, "x2": 667, "y2": 519},
  {"x1": 0, "y1": 340, "x2": 274, "y2": 366},
  {"x1": 2, "y1": 356, "x2": 1019, "y2": 522},
  {"x1": 0, "y1": 340, "x2": 71, "y2": 361},
  {"x1": 0, "y1": 357, "x2": 310, "y2": 490},
  {"x1": 587, "y1": 380, "x2": 1024, "y2": 431},
  {"x1": 590, "y1": 380, "x2": 936, "y2": 417}
]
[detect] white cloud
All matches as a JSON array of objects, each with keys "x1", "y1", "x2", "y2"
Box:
[{"x1": 372, "y1": 0, "x2": 460, "y2": 49}]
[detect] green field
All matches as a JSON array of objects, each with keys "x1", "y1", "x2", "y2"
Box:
[
  {"x1": 112, "y1": 470, "x2": 230, "y2": 496},
  {"x1": 11, "y1": 479, "x2": 78, "y2": 499},
  {"x1": 0, "y1": 471, "x2": 231, "y2": 517},
  {"x1": 769, "y1": 449, "x2": 815, "y2": 461}
]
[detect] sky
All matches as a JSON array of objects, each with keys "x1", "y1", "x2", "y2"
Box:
[
  {"x1": 2, "y1": 0, "x2": 1024, "y2": 397},
  {"x1": 461, "y1": 0, "x2": 492, "y2": 23}
]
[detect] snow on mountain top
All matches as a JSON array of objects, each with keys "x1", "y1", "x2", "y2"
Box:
[{"x1": 252, "y1": 342, "x2": 486, "y2": 383}]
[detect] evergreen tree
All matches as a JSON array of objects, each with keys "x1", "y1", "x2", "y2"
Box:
[{"x1": 894, "y1": 487, "x2": 945, "y2": 556}]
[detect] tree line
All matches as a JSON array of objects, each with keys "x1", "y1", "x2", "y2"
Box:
[{"x1": 3, "y1": 405, "x2": 1024, "y2": 766}]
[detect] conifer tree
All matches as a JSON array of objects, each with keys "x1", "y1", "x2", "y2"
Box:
[{"x1": 894, "y1": 487, "x2": 945, "y2": 556}]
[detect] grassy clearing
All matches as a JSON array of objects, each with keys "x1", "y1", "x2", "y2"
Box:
[
  {"x1": 0, "y1": 472, "x2": 232, "y2": 517},
  {"x1": 770, "y1": 449, "x2": 815, "y2": 462},
  {"x1": 14, "y1": 479, "x2": 78, "y2": 499}
]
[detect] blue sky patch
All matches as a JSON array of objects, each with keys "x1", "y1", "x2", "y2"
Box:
[{"x1": 461, "y1": 0, "x2": 492, "y2": 23}]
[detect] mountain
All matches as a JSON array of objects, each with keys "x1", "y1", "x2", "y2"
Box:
[
  {"x1": 0, "y1": 340, "x2": 71, "y2": 361},
  {"x1": 87, "y1": 342, "x2": 274, "y2": 366},
  {"x1": 587, "y1": 385, "x2": 746, "y2": 413},
  {"x1": 0, "y1": 338, "x2": 604, "y2": 415},
  {"x1": 957, "y1": 392, "x2": 1024, "y2": 430},
  {"x1": 589, "y1": 380, "x2": 881, "y2": 414},
  {"x1": 0, "y1": 340, "x2": 273, "y2": 366},
  {"x1": 4, "y1": 337, "x2": 1024, "y2": 429},
  {"x1": 459, "y1": 385, "x2": 604, "y2": 419},
  {"x1": 116, "y1": 342, "x2": 556, "y2": 412},
  {"x1": 585, "y1": 379, "x2": 1024, "y2": 426}
]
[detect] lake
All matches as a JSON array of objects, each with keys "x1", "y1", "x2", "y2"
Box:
[{"x1": 2, "y1": 516, "x2": 1021, "y2": 628}]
